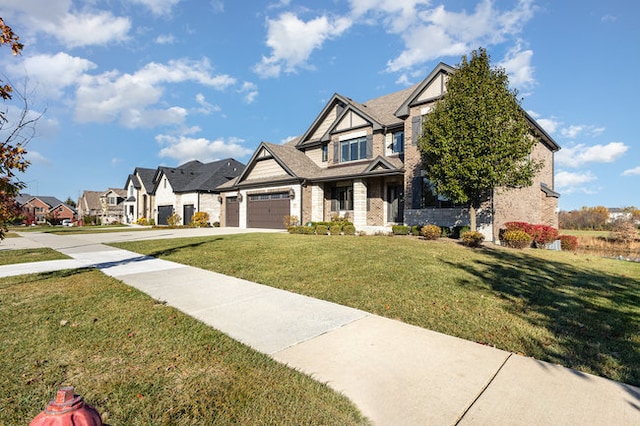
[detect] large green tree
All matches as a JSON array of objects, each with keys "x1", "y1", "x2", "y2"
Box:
[{"x1": 419, "y1": 47, "x2": 543, "y2": 231}]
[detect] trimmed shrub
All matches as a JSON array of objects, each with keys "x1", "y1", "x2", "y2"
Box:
[
  {"x1": 411, "y1": 225, "x2": 422, "y2": 236},
  {"x1": 316, "y1": 225, "x2": 329, "y2": 235},
  {"x1": 212, "y1": 221, "x2": 219, "y2": 227},
  {"x1": 136, "y1": 217, "x2": 149, "y2": 226},
  {"x1": 167, "y1": 213, "x2": 181, "y2": 228},
  {"x1": 451, "y1": 225, "x2": 470, "y2": 239},
  {"x1": 287, "y1": 226, "x2": 297, "y2": 234},
  {"x1": 329, "y1": 224, "x2": 342, "y2": 235},
  {"x1": 190, "y1": 211, "x2": 210, "y2": 227},
  {"x1": 392, "y1": 225, "x2": 409, "y2": 235},
  {"x1": 461, "y1": 231, "x2": 484, "y2": 247},
  {"x1": 149, "y1": 218, "x2": 155, "y2": 226},
  {"x1": 559, "y1": 234, "x2": 579, "y2": 251},
  {"x1": 440, "y1": 226, "x2": 452, "y2": 238},
  {"x1": 343, "y1": 224, "x2": 356, "y2": 235},
  {"x1": 504, "y1": 221, "x2": 530, "y2": 232},
  {"x1": 421, "y1": 224, "x2": 441, "y2": 240},
  {"x1": 527, "y1": 224, "x2": 559, "y2": 247},
  {"x1": 502, "y1": 230, "x2": 532, "y2": 249}
]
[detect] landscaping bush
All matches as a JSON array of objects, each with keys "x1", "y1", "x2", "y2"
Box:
[
  {"x1": 502, "y1": 230, "x2": 532, "y2": 249},
  {"x1": 392, "y1": 225, "x2": 409, "y2": 235},
  {"x1": 149, "y1": 218, "x2": 155, "y2": 226},
  {"x1": 527, "y1": 224, "x2": 559, "y2": 247},
  {"x1": 343, "y1": 224, "x2": 356, "y2": 235},
  {"x1": 329, "y1": 225, "x2": 342, "y2": 235},
  {"x1": 287, "y1": 226, "x2": 297, "y2": 234},
  {"x1": 411, "y1": 225, "x2": 422, "y2": 236},
  {"x1": 421, "y1": 224, "x2": 441, "y2": 240},
  {"x1": 451, "y1": 225, "x2": 470, "y2": 239},
  {"x1": 283, "y1": 215, "x2": 299, "y2": 227},
  {"x1": 212, "y1": 221, "x2": 219, "y2": 227},
  {"x1": 190, "y1": 211, "x2": 210, "y2": 227},
  {"x1": 315, "y1": 225, "x2": 329, "y2": 235},
  {"x1": 559, "y1": 234, "x2": 579, "y2": 251},
  {"x1": 461, "y1": 231, "x2": 484, "y2": 247},
  {"x1": 504, "y1": 221, "x2": 530, "y2": 232},
  {"x1": 166, "y1": 213, "x2": 181, "y2": 228},
  {"x1": 440, "y1": 226, "x2": 452, "y2": 238}
]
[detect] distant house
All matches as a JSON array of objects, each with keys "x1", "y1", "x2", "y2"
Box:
[
  {"x1": 77, "y1": 189, "x2": 127, "y2": 224},
  {"x1": 607, "y1": 208, "x2": 632, "y2": 223},
  {"x1": 16, "y1": 194, "x2": 76, "y2": 225},
  {"x1": 123, "y1": 167, "x2": 156, "y2": 224},
  {"x1": 148, "y1": 159, "x2": 245, "y2": 226}
]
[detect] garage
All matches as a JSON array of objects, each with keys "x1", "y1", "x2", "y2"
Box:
[
  {"x1": 157, "y1": 205, "x2": 173, "y2": 226},
  {"x1": 247, "y1": 192, "x2": 290, "y2": 229}
]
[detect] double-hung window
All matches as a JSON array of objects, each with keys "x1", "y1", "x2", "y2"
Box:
[
  {"x1": 392, "y1": 131, "x2": 404, "y2": 153},
  {"x1": 332, "y1": 186, "x2": 353, "y2": 211},
  {"x1": 340, "y1": 136, "x2": 367, "y2": 162}
]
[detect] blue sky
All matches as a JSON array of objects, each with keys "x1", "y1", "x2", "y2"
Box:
[{"x1": 0, "y1": 0, "x2": 637, "y2": 211}]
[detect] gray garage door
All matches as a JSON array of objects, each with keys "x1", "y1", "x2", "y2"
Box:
[
  {"x1": 225, "y1": 197, "x2": 239, "y2": 227},
  {"x1": 247, "y1": 192, "x2": 290, "y2": 229},
  {"x1": 157, "y1": 205, "x2": 173, "y2": 226}
]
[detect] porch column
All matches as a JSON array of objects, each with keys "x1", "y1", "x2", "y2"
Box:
[
  {"x1": 311, "y1": 184, "x2": 324, "y2": 222},
  {"x1": 353, "y1": 179, "x2": 367, "y2": 227}
]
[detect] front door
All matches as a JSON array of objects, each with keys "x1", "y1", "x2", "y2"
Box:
[
  {"x1": 387, "y1": 185, "x2": 404, "y2": 223},
  {"x1": 183, "y1": 204, "x2": 195, "y2": 226}
]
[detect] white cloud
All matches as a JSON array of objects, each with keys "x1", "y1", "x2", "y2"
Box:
[
  {"x1": 239, "y1": 82, "x2": 259, "y2": 103},
  {"x1": 556, "y1": 142, "x2": 628, "y2": 167},
  {"x1": 9, "y1": 52, "x2": 97, "y2": 98},
  {"x1": 0, "y1": 0, "x2": 131, "y2": 48},
  {"x1": 560, "y1": 124, "x2": 605, "y2": 139},
  {"x1": 280, "y1": 136, "x2": 298, "y2": 145},
  {"x1": 254, "y1": 12, "x2": 352, "y2": 78},
  {"x1": 130, "y1": 0, "x2": 182, "y2": 16},
  {"x1": 382, "y1": 0, "x2": 536, "y2": 72},
  {"x1": 623, "y1": 166, "x2": 640, "y2": 176},
  {"x1": 156, "y1": 134, "x2": 254, "y2": 163},
  {"x1": 74, "y1": 58, "x2": 236, "y2": 127},
  {"x1": 555, "y1": 170, "x2": 597, "y2": 194},
  {"x1": 25, "y1": 150, "x2": 50, "y2": 165},
  {"x1": 499, "y1": 42, "x2": 535, "y2": 91},
  {"x1": 155, "y1": 34, "x2": 176, "y2": 44},
  {"x1": 194, "y1": 93, "x2": 221, "y2": 115}
]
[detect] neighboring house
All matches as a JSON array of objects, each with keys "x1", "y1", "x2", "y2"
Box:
[
  {"x1": 77, "y1": 190, "x2": 103, "y2": 219},
  {"x1": 16, "y1": 194, "x2": 76, "y2": 224},
  {"x1": 123, "y1": 167, "x2": 156, "y2": 224},
  {"x1": 77, "y1": 189, "x2": 127, "y2": 224},
  {"x1": 128, "y1": 159, "x2": 245, "y2": 226},
  {"x1": 217, "y1": 62, "x2": 560, "y2": 240},
  {"x1": 99, "y1": 189, "x2": 127, "y2": 224},
  {"x1": 607, "y1": 208, "x2": 632, "y2": 223}
]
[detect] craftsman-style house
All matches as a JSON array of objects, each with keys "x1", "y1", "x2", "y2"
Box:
[{"x1": 218, "y1": 62, "x2": 560, "y2": 241}]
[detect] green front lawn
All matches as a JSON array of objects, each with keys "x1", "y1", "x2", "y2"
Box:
[
  {"x1": 0, "y1": 269, "x2": 369, "y2": 425},
  {"x1": 112, "y1": 233, "x2": 640, "y2": 386},
  {"x1": 0, "y1": 248, "x2": 69, "y2": 266}
]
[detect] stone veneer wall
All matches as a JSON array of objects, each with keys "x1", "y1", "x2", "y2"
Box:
[{"x1": 367, "y1": 178, "x2": 384, "y2": 226}]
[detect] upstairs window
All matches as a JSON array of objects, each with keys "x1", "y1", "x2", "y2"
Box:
[
  {"x1": 322, "y1": 144, "x2": 328, "y2": 162},
  {"x1": 392, "y1": 131, "x2": 404, "y2": 153},
  {"x1": 340, "y1": 136, "x2": 367, "y2": 162}
]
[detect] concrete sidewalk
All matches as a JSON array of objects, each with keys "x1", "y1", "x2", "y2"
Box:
[{"x1": 2, "y1": 230, "x2": 639, "y2": 425}]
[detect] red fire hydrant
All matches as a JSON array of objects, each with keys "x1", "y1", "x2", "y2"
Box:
[{"x1": 30, "y1": 386, "x2": 103, "y2": 426}]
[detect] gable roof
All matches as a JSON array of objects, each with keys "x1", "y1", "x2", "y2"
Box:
[
  {"x1": 153, "y1": 158, "x2": 245, "y2": 194},
  {"x1": 78, "y1": 190, "x2": 102, "y2": 211},
  {"x1": 126, "y1": 167, "x2": 156, "y2": 191}
]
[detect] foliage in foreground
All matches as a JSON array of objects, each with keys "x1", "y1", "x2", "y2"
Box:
[
  {"x1": 0, "y1": 269, "x2": 369, "y2": 426},
  {"x1": 112, "y1": 234, "x2": 640, "y2": 386}
]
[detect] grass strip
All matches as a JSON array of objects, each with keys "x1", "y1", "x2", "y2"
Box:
[
  {"x1": 0, "y1": 248, "x2": 69, "y2": 266},
  {"x1": 112, "y1": 233, "x2": 640, "y2": 386},
  {"x1": 0, "y1": 269, "x2": 369, "y2": 425}
]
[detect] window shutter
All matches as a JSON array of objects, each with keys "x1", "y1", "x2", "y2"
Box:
[
  {"x1": 366, "y1": 134, "x2": 373, "y2": 159},
  {"x1": 411, "y1": 176, "x2": 423, "y2": 209},
  {"x1": 330, "y1": 187, "x2": 337, "y2": 211},
  {"x1": 333, "y1": 141, "x2": 339, "y2": 163},
  {"x1": 411, "y1": 116, "x2": 422, "y2": 145}
]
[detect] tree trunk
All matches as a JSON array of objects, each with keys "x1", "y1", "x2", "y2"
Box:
[{"x1": 470, "y1": 205, "x2": 477, "y2": 232}]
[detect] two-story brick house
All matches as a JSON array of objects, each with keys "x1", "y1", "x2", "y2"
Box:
[{"x1": 218, "y1": 63, "x2": 560, "y2": 241}]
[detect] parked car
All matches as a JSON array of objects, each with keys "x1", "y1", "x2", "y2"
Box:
[{"x1": 61, "y1": 219, "x2": 74, "y2": 227}]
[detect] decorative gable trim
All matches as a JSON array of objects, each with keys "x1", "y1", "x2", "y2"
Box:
[
  {"x1": 363, "y1": 156, "x2": 399, "y2": 173},
  {"x1": 394, "y1": 62, "x2": 455, "y2": 118},
  {"x1": 297, "y1": 94, "x2": 350, "y2": 146},
  {"x1": 235, "y1": 142, "x2": 298, "y2": 185}
]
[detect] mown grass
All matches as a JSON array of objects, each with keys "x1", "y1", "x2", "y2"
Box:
[
  {"x1": 0, "y1": 269, "x2": 369, "y2": 425},
  {"x1": 112, "y1": 233, "x2": 640, "y2": 386},
  {"x1": 0, "y1": 248, "x2": 69, "y2": 265}
]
